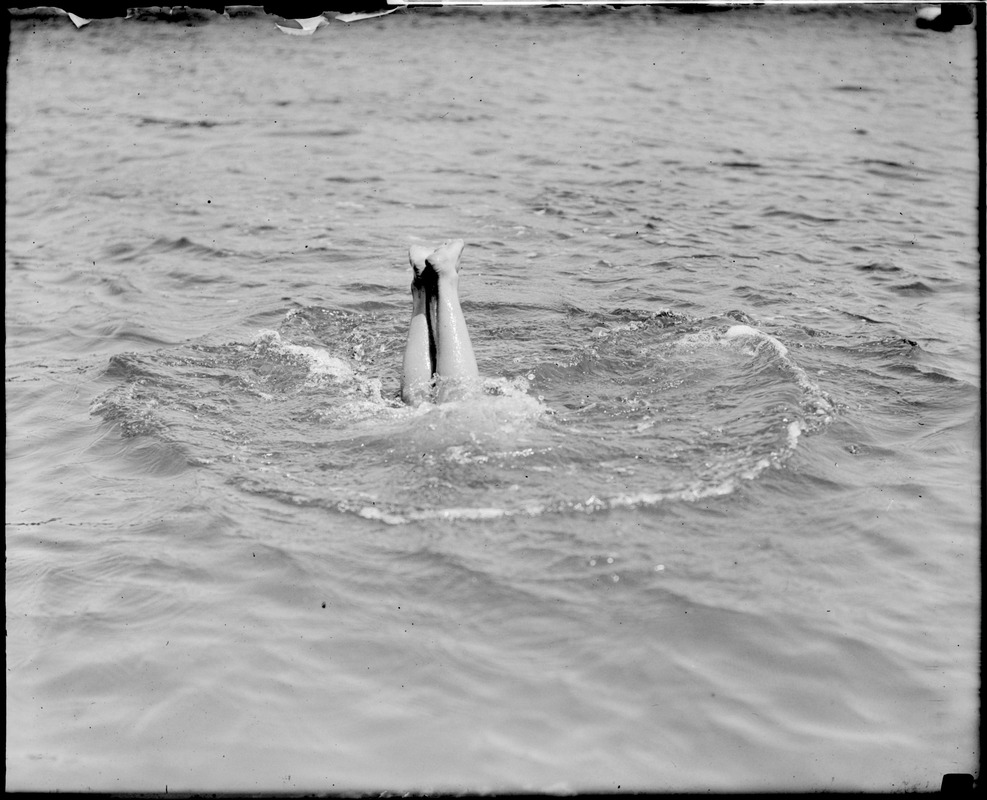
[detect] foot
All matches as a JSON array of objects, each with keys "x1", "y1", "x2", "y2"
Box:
[
  {"x1": 408, "y1": 244, "x2": 434, "y2": 313},
  {"x1": 408, "y1": 245, "x2": 432, "y2": 284},
  {"x1": 425, "y1": 239, "x2": 465, "y2": 279}
]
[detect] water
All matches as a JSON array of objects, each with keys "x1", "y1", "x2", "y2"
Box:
[{"x1": 5, "y1": 5, "x2": 980, "y2": 792}]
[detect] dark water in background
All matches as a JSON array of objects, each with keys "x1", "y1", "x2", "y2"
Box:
[{"x1": 5, "y1": 4, "x2": 981, "y2": 792}]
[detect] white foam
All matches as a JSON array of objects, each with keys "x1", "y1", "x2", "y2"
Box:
[
  {"x1": 356, "y1": 504, "x2": 515, "y2": 526},
  {"x1": 357, "y1": 506, "x2": 408, "y2": 525},
  {"x1": 720, "y1": 324, "x2": 834, "y2": 425},
  {"x1": 723, "y1": 323, "x2": 760, "y2": 339},
  {"x1": 253, "y1": 330, "x2": 355, "y2": 385},
  {"x1": 412, "y1": 506, "x2": 509, "y2": 522},
  {"x1": 723, "y1": 324, "x2": 789, "y2": 357}
]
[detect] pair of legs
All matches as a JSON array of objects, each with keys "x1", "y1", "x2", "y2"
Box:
[{"x1": 401, "y1": 239, "x2": 480, "y2": 405}]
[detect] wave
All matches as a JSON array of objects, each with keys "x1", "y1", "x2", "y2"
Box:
[{"x1": 90, "y1": 306, "x2": 835, "y2": 523}]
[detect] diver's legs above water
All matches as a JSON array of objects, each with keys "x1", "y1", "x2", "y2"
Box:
[{"x1": 400, "y1": 239, "x2": 480, "y2": 405}]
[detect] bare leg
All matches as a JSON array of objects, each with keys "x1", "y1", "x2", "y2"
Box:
[
  {"x1": 400, "y1": 239, "x2": 480, "y2": 405},
  {"x1": 401, "y1": 245, "x2": 434, "y2": 406},
  {"x1": 424, "y1": 239, "x2": 480, "y2": 402}
]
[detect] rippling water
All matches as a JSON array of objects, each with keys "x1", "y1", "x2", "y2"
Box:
[{"x1": 5, "y1": 5, "x2": 980, "y2": 792}]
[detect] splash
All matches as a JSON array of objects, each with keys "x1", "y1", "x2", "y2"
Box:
[
  {"x1": 92, "y1": 310, "x2": 835, "y2": 523},
  {"x1": 721, "y1": 323, "x2": 835, "y2": 429},
  {"x1": 252, "y1": 330, "x2": 356, "y2": 386}
]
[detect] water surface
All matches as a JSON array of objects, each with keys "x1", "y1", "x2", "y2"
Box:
[{"x1": 5, "y1": 5, "x2": 980, "y2": 792}]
